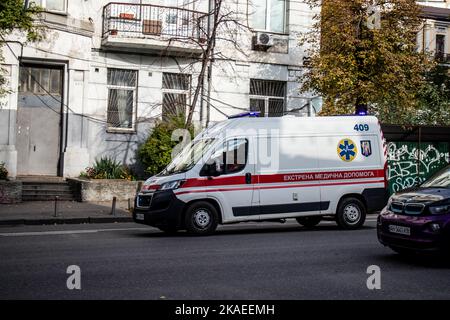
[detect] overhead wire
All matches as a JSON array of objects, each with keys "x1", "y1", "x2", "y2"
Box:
[{"x1": 2, "y1": 35, "x2": 260, "y2": 126}]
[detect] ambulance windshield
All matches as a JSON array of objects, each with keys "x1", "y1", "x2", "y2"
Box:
[{"x1": 160, "y1": 138, "x2": 216, "y2": 176}]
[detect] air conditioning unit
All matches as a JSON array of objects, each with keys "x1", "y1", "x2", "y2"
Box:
[{"x1": 255, "y1": 32, "x2": 274, "y2": 46}]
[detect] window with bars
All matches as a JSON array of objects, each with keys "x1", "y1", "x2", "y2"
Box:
[
  {"x1": 19, "y1": 66, "x2": 62, "y2": 96},
  {"x1": 162, "y1": 73, "x2": 191, "y2": 121},
  {"x1": 107, "y1": 68, "x2": 137, "y2": 130},
  {"x1": 249, "y1": 79, "x2": 286, "y2": 117}
]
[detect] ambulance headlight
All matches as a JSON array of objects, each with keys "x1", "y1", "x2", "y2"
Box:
[{"x1": 160, "y1": 180, "x2": 185, "y2": 191}]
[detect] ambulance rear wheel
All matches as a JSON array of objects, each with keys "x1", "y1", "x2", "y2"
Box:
[
  {"x1": 296, "y1": 216, "x2": 322, "y2": 228},
  {"x1": 185, "y1": 201, "x2": 219, "y2": 236},
  {"x1": 336, "y1": 197, "x2": 366, "y2": 230}
]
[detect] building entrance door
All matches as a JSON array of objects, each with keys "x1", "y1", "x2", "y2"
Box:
[{"x1": 16, "y1": 64, "x2": 63, "y2": 176}]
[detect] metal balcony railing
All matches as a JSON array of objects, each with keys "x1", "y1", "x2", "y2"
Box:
[
  {"x1": 435, "y1": 52, "x2": 450, "y2": 64},
  {"x1": 102, "y1": 2, "x2": 208, "y2": 42}
]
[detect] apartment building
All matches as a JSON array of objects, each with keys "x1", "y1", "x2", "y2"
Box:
[{"x1": 0, "y1": 0, "x2": 318, "y2": 179}]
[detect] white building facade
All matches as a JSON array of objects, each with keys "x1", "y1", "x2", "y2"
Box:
[
  {"x1": 417, "y1": 1, "x2": 450, "y2": 62},
  {"x1": 0, "y1": 0, "x2": 318, "y2": 178}
]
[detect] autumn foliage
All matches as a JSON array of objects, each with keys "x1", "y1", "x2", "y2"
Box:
[{"x1": 301, "y1": 0, "x2": 434, "y2": 124}]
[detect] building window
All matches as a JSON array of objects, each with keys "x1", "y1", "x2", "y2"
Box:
[
  {"x1": 19, "y1": 66, "x2": 62, "y2": 96},
  {"x1": 250, "y1": 0, "x2": 286, "y2": 33},
  {"x1": 107, "y1": 68, "x2": 137, "y2": 131},
  {"x1": 32, "y1": 0, "x2": 67, "y2": 13},
  {"x1": 436, "y1": 34, "x2": 446, "y2": 61},
  {"x1": 249, "y1": 79, "x2": 286, "y2": 117},
  {"x1": 162, "y1": 73, "x2": 191, "y2": 121}
]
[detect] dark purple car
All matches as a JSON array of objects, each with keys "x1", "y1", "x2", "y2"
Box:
[{"x1": 377, "y1": 165, "x2": 450, "y2": 255}]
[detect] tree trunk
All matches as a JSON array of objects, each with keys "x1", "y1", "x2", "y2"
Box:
[{"x1": 185, "y1": 0, "x2": 222, "y2": 128}]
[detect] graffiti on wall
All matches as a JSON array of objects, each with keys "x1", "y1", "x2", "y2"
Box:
[{"x1": 387, "y1": 142, "x2": 449, "y2": 194}]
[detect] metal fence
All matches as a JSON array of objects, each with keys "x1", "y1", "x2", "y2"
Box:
[{"x1": 102, "y1": 2, "x2": 208, "y2": 41}]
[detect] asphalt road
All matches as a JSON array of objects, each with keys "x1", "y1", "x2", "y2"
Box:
[{"x1": 0, "y1": 217, "x2": 449, "y2": 300}]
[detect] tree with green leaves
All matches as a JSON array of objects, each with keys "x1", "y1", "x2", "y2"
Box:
[
  {"x1": 139, "y1": 115, "x2": 195, "y2": 176},
  {"x1": 0, "y1": 0, "x2": 42, "y2": 96},
  {"x1": 301, "y1": 0, "x2": 433, "y2": 124},
  {"x1": 415, "y1": 65, "x2": 450, "y2": 125}
]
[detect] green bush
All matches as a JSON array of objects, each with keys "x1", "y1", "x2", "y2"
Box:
[
  {"x1": 0, "y1": 162, "x2": 8, "y2": 180},
  {"x1": 80, "y1": 157, "x2": 134, "y2": 180},
  {"x1": 139, "y1": 116, "x2": 194, "y2": 176}
]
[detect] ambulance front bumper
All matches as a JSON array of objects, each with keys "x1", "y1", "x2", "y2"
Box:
[{"x1": 132, "y1": 190, "x2": 185, "y2": 228}]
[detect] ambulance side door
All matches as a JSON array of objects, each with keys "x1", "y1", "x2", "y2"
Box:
[{"x1": 203, "y1": 137, "x2": 259, "y2": 223}]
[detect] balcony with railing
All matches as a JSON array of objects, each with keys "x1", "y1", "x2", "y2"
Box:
[
  {"x1": 435, "y1": 52, "x2": 450, "y2": 65},
  {"x1": 102, "y1": 2, "x2": 208, "y2": 55}
]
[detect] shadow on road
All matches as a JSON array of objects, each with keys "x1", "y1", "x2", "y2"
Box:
[
  {"x1": 375, "y1": 251, "x2": 450, "y2": 269},
  {"x1": 133, "y1": 223, "x2": 375, "y2": 238}
]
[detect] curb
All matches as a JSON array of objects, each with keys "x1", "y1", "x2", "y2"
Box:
[{"x1": 0, "y1": 216, "x2": 134, "y2": 226}]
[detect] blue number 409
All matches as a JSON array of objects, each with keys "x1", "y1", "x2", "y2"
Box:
[{"x1": 354, "y1": 124, "x2": 369, "y2": 131}]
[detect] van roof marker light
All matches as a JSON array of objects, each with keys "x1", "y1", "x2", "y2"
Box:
[{"x1": 228, "y1": 111, "x2": 261, "y2": 119}]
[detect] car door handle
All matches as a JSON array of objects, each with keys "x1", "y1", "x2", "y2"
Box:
[{"x1": 245, "y1": 173, "x2": 252, "y2": 184}]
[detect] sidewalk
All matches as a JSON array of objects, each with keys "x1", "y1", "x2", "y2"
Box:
[{"x1": 0, "y1": 200, "x2": 134, "y2": 226}]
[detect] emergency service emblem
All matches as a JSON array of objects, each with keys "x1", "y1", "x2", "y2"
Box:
[
  {"x1": 360, "y1": 140, "x2": 372, "y2": 157},
  {"x1": 337, "y1": 139, "x2": 357, "y2": 162}
]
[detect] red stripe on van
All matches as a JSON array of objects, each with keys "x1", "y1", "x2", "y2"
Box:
[
  {"x1": 175, "y1": 179, "x2": 385, "y2": 196},
  {"x1": 181, "y1": 169, "x2": 385, "y2": 188}
]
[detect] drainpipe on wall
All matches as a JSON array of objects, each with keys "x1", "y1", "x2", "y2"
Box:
[{"x1": 205, "y1": 0, "x2": 215, "y2": 128}]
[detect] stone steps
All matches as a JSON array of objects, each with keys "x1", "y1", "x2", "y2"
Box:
[{"x1": 20, "y1": 181, "x2": 80, "y2": 202}]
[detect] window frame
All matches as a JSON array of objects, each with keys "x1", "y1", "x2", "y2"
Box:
[
  {"x1": 249, "y1": 79, "x2": 286, "y2": 117},
  {"x1": 19, "y1": 65, "x2": 63, "y2": 96},
  {"x1": 33, "y1": 0, "x2": 68, "y2": 15},
  {"x1": 106, "y1": 68, "x2": 138, "y2": 133},
  {"x1": 200, "y1": 138, "x2": 249, "y2": 177},
  {"x1": 250, "y1": 0, "x2": 287, "y2": 34},
  {"x1": 436, "y1": 34, "x2": 446, "y2": 56},
  {"x1": 161, "y1": 72, "x2": 191, "y2": 121}
]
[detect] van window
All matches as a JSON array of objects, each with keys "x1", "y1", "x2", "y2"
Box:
[
  {"x1": 206, "y1": 139, "x2": 248, "y2": 175},
  {"x1": 160, "y1": 138, "x2": 215, "y2": 176}
]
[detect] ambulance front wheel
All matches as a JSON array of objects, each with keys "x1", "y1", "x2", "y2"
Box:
[
  {"x1": 184, "y1": 201, "x2": 219, "y2": 235},
  {"x1": 336, "y1": 197, "x2": 366, "y2": 230},
  {"x1": 296, "y1": 216, "x2": 322, "y2": 228}
]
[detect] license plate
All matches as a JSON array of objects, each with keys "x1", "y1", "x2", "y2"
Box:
[
  {"x1": 389, "y1": 225, "x2": 410, "y2": 236},
  {"x1": 135, "y1": 213, "x2": 145, "y2": 221}
]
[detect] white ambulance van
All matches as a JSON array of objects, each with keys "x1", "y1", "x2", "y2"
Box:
[{"x1": 133, "y1": 115, "x2": 388, "y2": 235}]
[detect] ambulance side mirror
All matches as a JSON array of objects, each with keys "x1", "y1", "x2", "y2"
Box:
[{"x1": 201, "y1": 163, "x2": 221, "y2": 177}]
